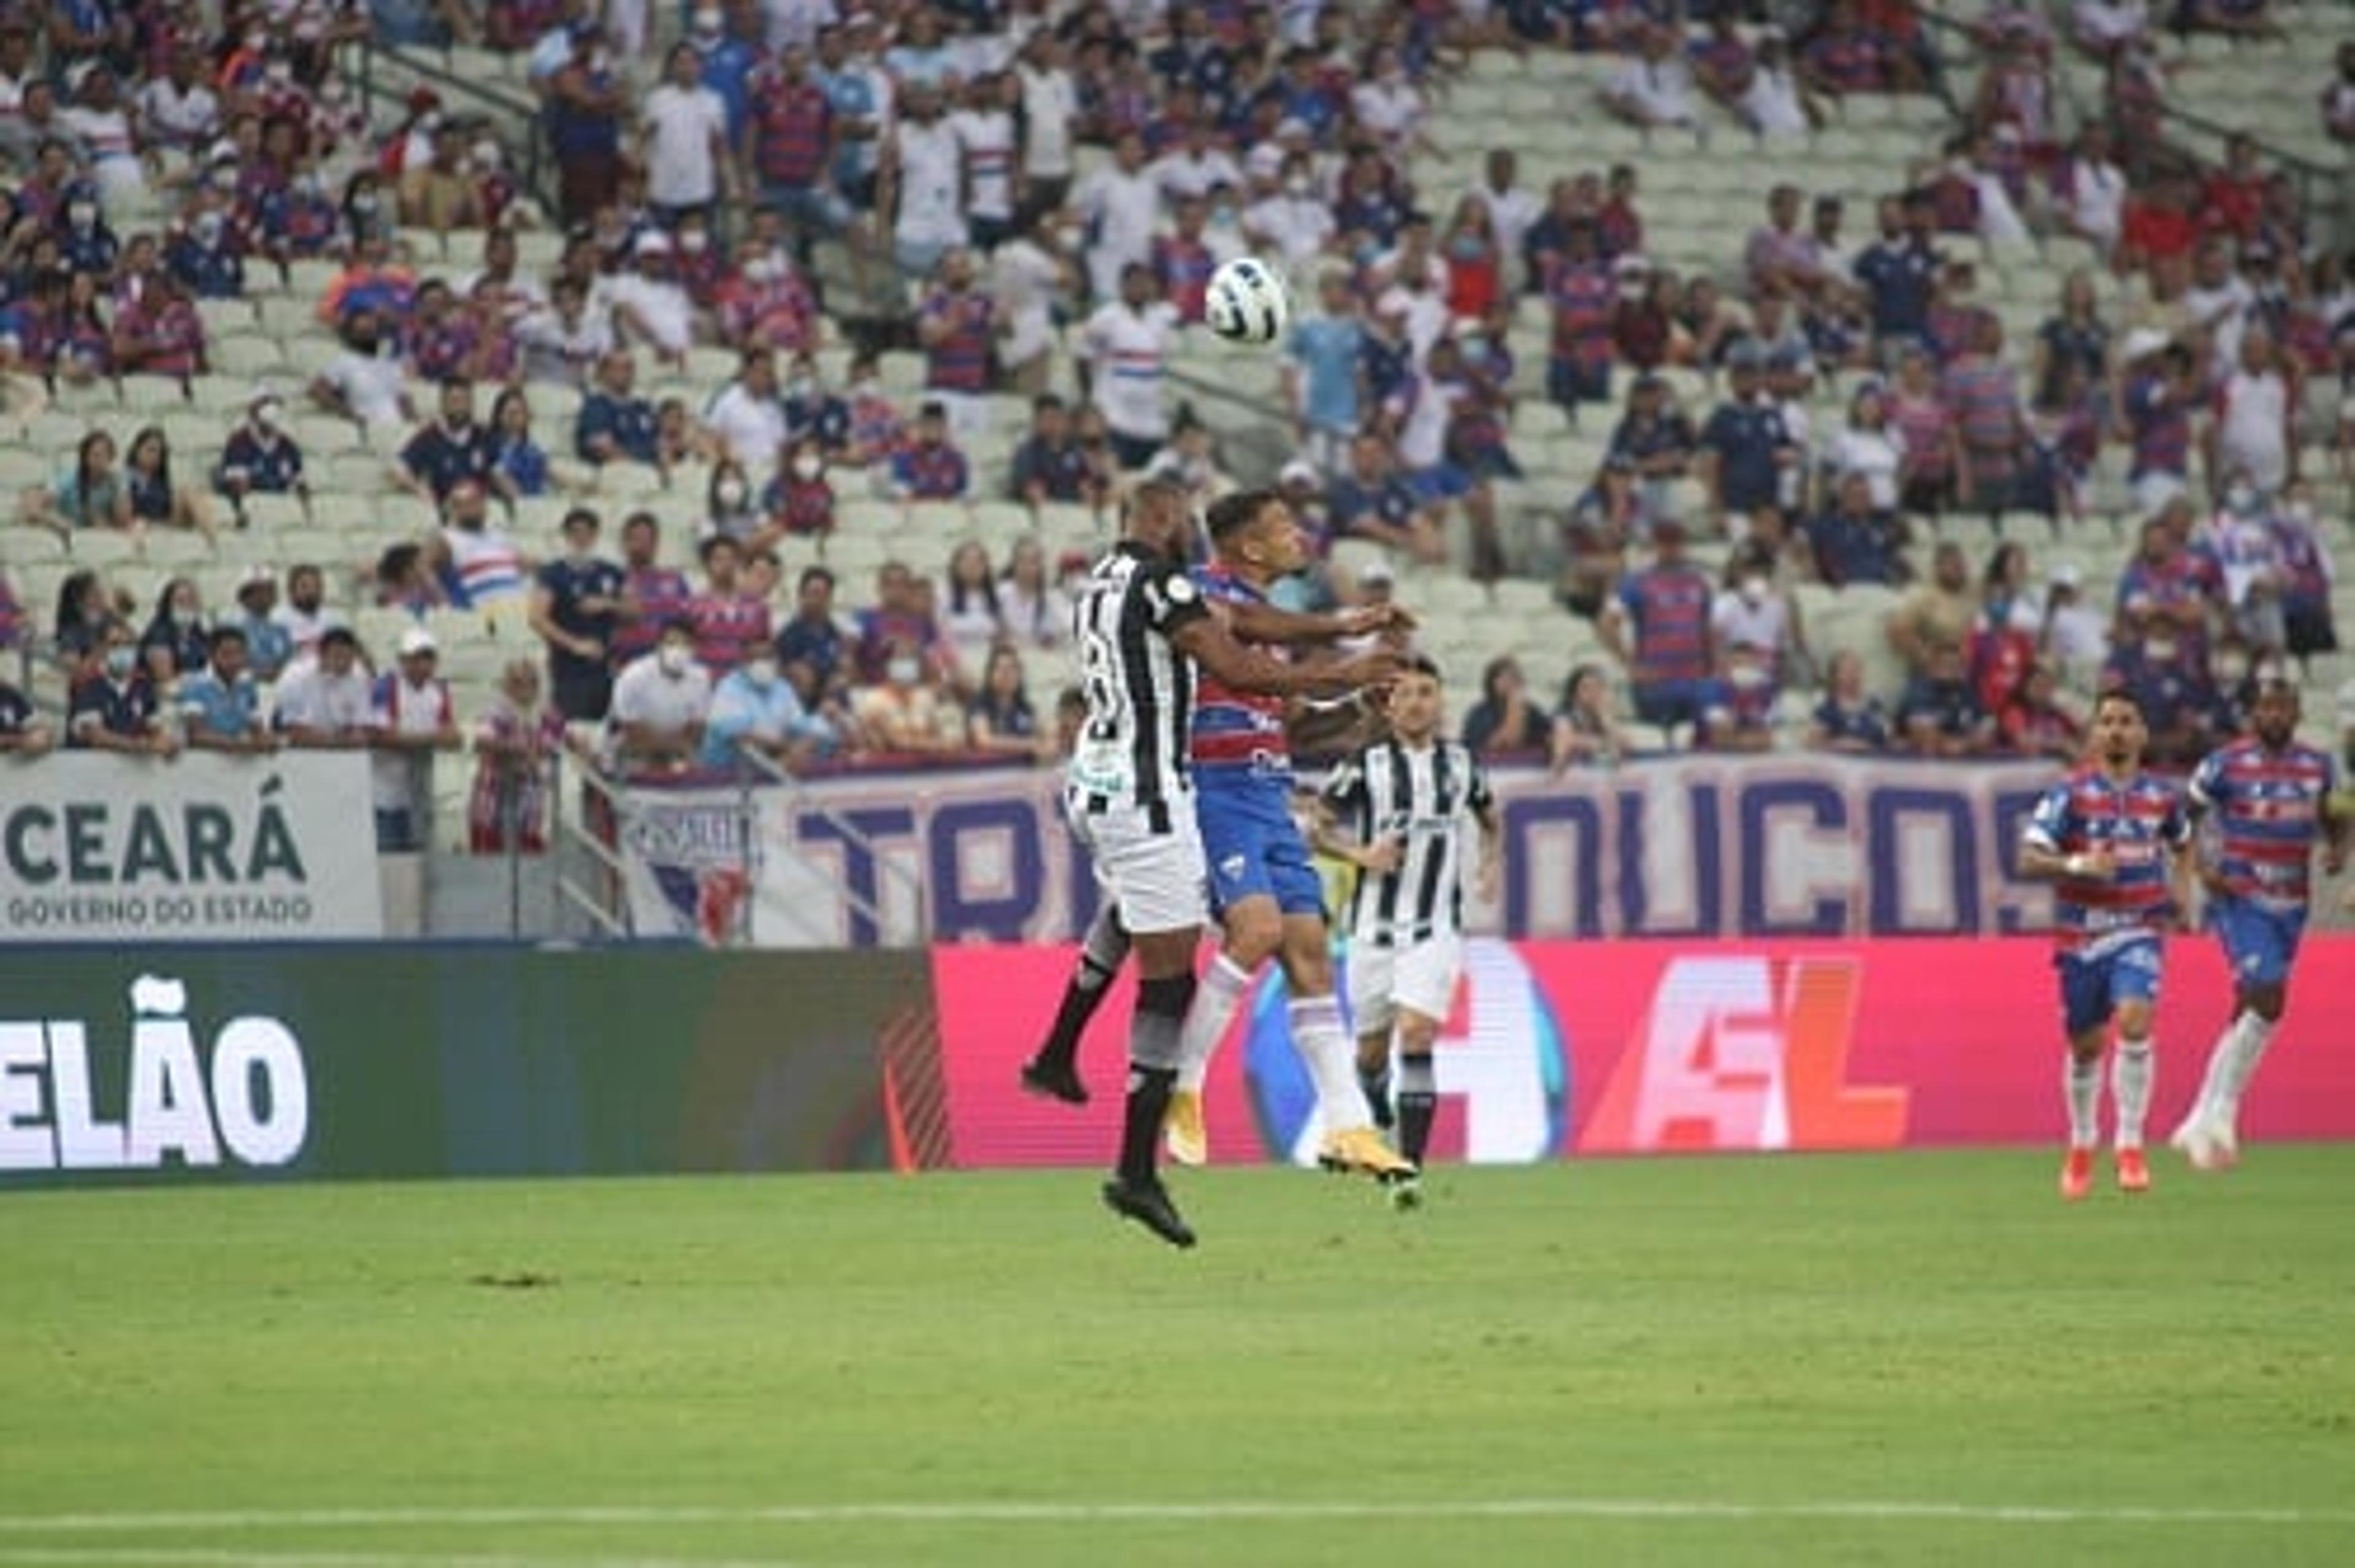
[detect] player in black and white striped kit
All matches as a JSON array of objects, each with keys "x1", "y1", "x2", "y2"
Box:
[
  {"x1": 1314, "y1": 656, "x2": 1499, "y2": 1203},
  {"x1": 1059, "y1": 481, "x2": 1398, "y2": 1247}
]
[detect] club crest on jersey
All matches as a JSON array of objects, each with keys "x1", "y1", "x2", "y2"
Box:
[
  {"x1": 1218, "y1": 854, "x2": 1247, "y2": 882},
  {"x1": 1165, "y1": 575, "x2": 1198, "y2": 603}
]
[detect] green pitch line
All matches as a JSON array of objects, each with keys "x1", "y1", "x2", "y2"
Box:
[{"x1": 2, "y1": 1149, "x2": 2352, "y2": 1568}]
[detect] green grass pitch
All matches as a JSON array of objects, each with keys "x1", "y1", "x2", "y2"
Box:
[{"x1": 3, "y1": 1148, "x2": 2353, "y2": 1567}]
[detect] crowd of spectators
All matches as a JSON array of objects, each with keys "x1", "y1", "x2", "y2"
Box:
[{"x1": 0, "y1": 0, "x2": 2349, "y2": 832}]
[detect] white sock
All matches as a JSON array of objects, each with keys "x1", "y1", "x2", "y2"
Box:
[
  {"x1": 2112, "y1": 1037, "x2": 2154, "y2": 1150},
  {"x1": 1175, "y1": 952, "x2": 1254, "y2": 1094},
  {"x1": 2192, "y1": 1015, "x2": 2243, "y2": 1125},
  {"x1": 2218, "y1": 1013, "x2": 2275, "y2": 1125},
  {"x1": 1289, "y1": 993, "x2": 1369, "y2": 1136},
  {"x1": 2065, "y1": 1054, "x2": 2102, "y2": 1149}
]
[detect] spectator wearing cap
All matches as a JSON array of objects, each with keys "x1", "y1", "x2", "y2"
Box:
[
  {"x1": 1602, "y1": 520, "x2": 1720, "y2": 739},
  {"x1": 887, "y1": 402, "x2": 971, "y2": 501},
  {"x1": 576, "y1": 350, "x2": 662, "y2": 467},
  {"x1": 1327, "y1": 433, "x2": 1445, "y2": 565},
  {"x1": 608, "y1": 619, "x2": 713, "y2": 777},
  {"x1": 1603, "y1": 25, "x2": 1698, "y2": 129},
  {"x1": 1699, "y1": 341, "x2": 1801, "y2": 539},
  {"x1": 427, "y1": 481, "x2": 530, "y2": 612},
  {"x1": 1080, "y1": 262, "x2": 1182, "y2": 471},
  {"x1": 529, "y1": 508, "x2": 628, "y2": 722},
  {"x1": 67, "y1": 620, "x2": 176, "y2": 757},
  {"x1": 544, "y1": 21, "x2": 629, "y2": 228},
  {"x1": 177, "y1": 627, "x2": 273, "y2": 754},
  {"x1": 1542, "y1": 217, "x2": 1615, "y2": 419},
  {"x1": 227, "y1": 570, "x2": 294, "y2": 683}
]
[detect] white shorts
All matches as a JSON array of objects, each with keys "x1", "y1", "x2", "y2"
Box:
[
  {"x1": 1066, "y1": 785, "x2": 1208, "y2": 936},
  {"x1": 1346, "y1": 933, "x2": 1465, "y2": 1038}
]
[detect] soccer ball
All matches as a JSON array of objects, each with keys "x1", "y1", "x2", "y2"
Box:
[{"x1": 1205, "y1": 257, "x2": 1290, "y2": 345}]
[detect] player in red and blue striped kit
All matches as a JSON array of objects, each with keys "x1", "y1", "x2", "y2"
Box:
[
  {"x1": 2021, "y1": 689, "x2": 2195, "y2": 1200},
  {"x1": 2174, "y1": 679, "x2": 2347, "y2": 1170}
]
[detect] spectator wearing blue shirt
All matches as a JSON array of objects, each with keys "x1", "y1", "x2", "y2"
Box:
[
  {"x1": 1283, "y1": 272, "x2": 1365, "y2": 475},
  {"x1": 1008, "y1": 394, "x2": 1101, "y2": 506},
  {"x1": 1894, "y1": 640, "x2": 1996, "y2": 757},
  {"x1": 700, "y1": 649, "x2": 838, "y2": 771},
  {"x1": 490, "y1": 387, "x2": 551, "y2": 498},
  {"x1": 689, "y1": 4, "x2": 763, "y2": 143},
  {"x1": 1806, "y1": 472, "x2": 1908, "y2": 588},
  {"x1": 399, "y1": 379, "x2": 497, "y2": 502},
  {"x1": 576, "y1": 350, "x2": 662, "y2": 467},
  {"x1": 775, "y1": 565, "x2": 851, "y2": 705},
  {"x1": 529, "y1": 507, "x2": 629, "y2": 722},
  {"x1": 177, "y1": 626, "x2": 274, "y2": 752},
  {"x1": 0, "y1": 675, "x2": 55, "y2": 755},
  {"x1": 1850, "y1": 193, "x2": 1941, "y2": 351},
  {"x1": 888, "y1": 402, "x2": 971, "y2": 500},
  {"x1": 1699, "y1": 342, "x2": 1799, "y2": 535},
  {"x1": 138, "y1": 577, "x2": 212, "y2": 686},
  {"x1": 1325, "y1": 433, "x2": 1446, "y2": 564},
  {"x1": 58, "y1": 191, "x2": 118, "y2": 276},
  {"x1": 216, "y1": 394, "x2": 308, "y2": 505},
  {"x1": 166, "y1": 207, "x2": 245, "y2": 299},
  {"x1": 783, "y1": 351, "x2": 854, "y2": 456},
  {"x1": 67, "y1": 621, "x2": 176, "y2": 756},
  {"x1": 1807, "y1": 651, "x2": 1893, "y2": 753},
  {"x1": 229, "y1": 570, "x2": 295, "y2": 682}
]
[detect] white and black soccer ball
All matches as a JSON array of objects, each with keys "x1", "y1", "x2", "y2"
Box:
[{"x1": 1204, "y1": 256, "x2": 1290, "y2": 345}]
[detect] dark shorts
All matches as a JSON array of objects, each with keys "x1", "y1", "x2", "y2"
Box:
[
  {"x1": 1195, "y1": 774, "x2": 1326, "y2": 919},
  {"x1": 2056, "y1": 936, "x2": 2162, "y2": 1036}
]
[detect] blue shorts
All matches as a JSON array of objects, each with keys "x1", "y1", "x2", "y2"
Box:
[
  {"x1": 1548, "y1": 356, "x2": 1612, "y2": 408},
  {"x1": 1195, "y1": 773, "x2": 1325, "y2": 919},
  {"x1": 1405, "y1": 463, "x2": 1474, "y2": 503},
  {"x1": 2056, "y1": 937, "x2": 2163, "y2": 1037},
  {"x1": 2213, "y1": 897, "x2": 2305, "y2": 989}
]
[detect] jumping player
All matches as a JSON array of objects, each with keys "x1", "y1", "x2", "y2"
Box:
[
  {"x1": 1062, "y1": 481, "x2": 1395, "y2": 1247},
  {"x1": 1313, "y1": 655, "x2": 1499, "y2": 1207},
  {"x1": 2173, "y1": 678, "x2": 2346, "y2": 1170},
  {"x1": 2020, "y1": 689, "x2": 2196, "y2": 1199}
]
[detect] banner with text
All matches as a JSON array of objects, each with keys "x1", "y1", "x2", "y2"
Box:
[
  {"x1": 0, "y1": 947, "x2": 936, "y2": 1187},
  {"x1": 617, "y1": 756, "x2": 2180, "y2": 947},
  {"x1": 924, "y1": 936, "x2": 2355, "y2": 1166},
  {"x1": 1, "y1": 753, "x2": 383, "y2": 942}
]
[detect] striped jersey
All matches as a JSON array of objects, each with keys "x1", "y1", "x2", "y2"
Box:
[
  {"x1": 1066, "y1": 540, "x2": 1210, "y2": 820},
  {"x1": 1188, "y1": 564, "x2": 1289, "y2": 778},
  {"x1": 2024, "y1": 767, "x2": 2192, "y2": 953},
  {"x1": 2187, "y1": 738, "x2": 2338, "y2": 911},
  {"x1": 1321, "y1": 738, "x2": 1494, "y2": 946}
]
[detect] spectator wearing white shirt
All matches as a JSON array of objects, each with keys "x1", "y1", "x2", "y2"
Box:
[
  {"x1": 763, "y1": 0, "x2": 839, "y2": 53},
  {"x1": 1150, "y1": 121, "x2": 1244, "y2": 205},
  {"x1": 599, "y1": 231, "x2": 697, "y2": 365},
  {"x1": 369, "y1": 626, "x2": 462, "y2": 852},
  {"x1": 608, "y1": 619, "x2": 714, "y2": 776},
  {"x1": 992, "y1": 208, "x2": 1076, "y2": 396},
  {"x1": 2327, "y1": 43, "x2": 2355, "y2": 143},
  {"x1": 638, "y1": 43, "x2": 738, "y2": 225},
  {"x1": 2183, "y1": 239, "x2": 2256, "y2": 376},
  {"x1": 2073, "y1": 0, "x2": 2151, "y2": 59},
  {"x1": 1603, "y1": 26, "x2": 1698, "y2": 130},
  {"x1": 1241, "y1": 153, "x2": 1338, "y2": 276},
  {"x1": 2209, "y1": 327, "x2": 2294, "y2": 499},
  {"x1": 1823, "y1": 380, "x2": 1902, "y2": 514},
  {"x1": 1081, "y1": 262, "x2": 1182, "y2": 470},
  {"x1": 1073, "y1": 129, "x2": 1162, "y2": 307},
  {"x1": 2037, "y1": 564, "x2": 2109, "y2": 690},
  {"x1": 274, "y1": 625, "x2": 371, "y2": 745},
  {"x1": 1014, "y1": 29, "x2": 1079, "y2": 221},
  {"x1": 879, "y1": 78, "x2": 969, "y2": 280},
  {"x1": 703, "y1": 348, "x2": 789, "y2": 468},
  {"x1": 2052, "y1": 122, "x2": 2128, "y2": 257},
  {"x1": 515, "y1": 273, "x2": 616, "y2": 389},
  {"x1": 1349, "y1": 45, "x2": 1428, "y2": 156},
  {"x1": 949, "y1": 71, "x2": 1020, "y2": 251},
  {"x1": 135, "y1": 48, "x2": 220, "y2": 158},
  {"x1": 1472, "y1": 150, "x2": 1542, "y2": 285},
  {"x1": 307, "y1": 310, "x2": 413, "y2": 429}
]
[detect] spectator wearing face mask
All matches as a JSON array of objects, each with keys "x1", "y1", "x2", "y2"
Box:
[
  {"x1": 852, "y1": 638, "x2": 960, "y2": 755},
  {"x1": 1698, "y1": 641, "x2": 1779, "y2": 754},
  {"x1": 700, "y1": 647, "x2": 838, "y2": 773},
  {"x1": 1711, "y1": 549, "x2": 1806, "y2": 686},
  {"x1": 607, "y1": 618, "x2": 713, "y2": 776},
  {"x1": 310, "y1": 308, "x2": 415, "y2": 428},
  {"x1": 69, "y1": 619, "x2": 177, "y2": 757}
]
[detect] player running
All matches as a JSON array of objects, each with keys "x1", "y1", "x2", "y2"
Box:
[
  {"x1": 1063, "y1": 481, "x2": 1396, "y2": 1248},
  {"x1": 2020, "y1": 689, "x2": 2196, "y2": 1200},
  {"x1": 2173, "y1": 678, "x2": 2346, "y2": 1171},
  {"x1": 1312, "y1": 655, "x2": 1499, "y2": 1208}
]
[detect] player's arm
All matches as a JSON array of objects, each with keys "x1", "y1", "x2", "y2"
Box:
[
  {"x1": 1169, "y1": 613, "x2": 1396, "y2": 700},
  {"x1": 1306, "y1": 795, "x2": 1397, "y2": 872},
  {"x1": 1223, "y1": 596, "x2": 1414, "y2": 648},
  {"x1": 2019, "y1": 792, "x2": 2114, "y2": 882}
]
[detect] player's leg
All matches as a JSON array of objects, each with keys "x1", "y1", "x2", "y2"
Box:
[
  {"x1": 1020, "y1": 904, "x2": 1132, "y2": 1104},
  {"x1": 2057, "y1": 953, "x2": 2109, "y2": 1201},
  {"x1": 2107, "y1": 941, "x2": 2163, "y2": 1193},
  {"x1": 1163, "y1": 892, "x2": 1277, "y2": 1167},
  {"x1": 2181, "y1": 902, "x2": 2295, "y2": 1167},
  {"x1": 1390, "y1": 935, "x2": 1464, "y2": 1174},
  {"x1": 1279, "y1": 913, "x2": 1415, "y2": 1181},
  {"x1": 1347, "y1": 946, "x2": 1398, "y2": 1131},
  {"x1": 1092, "y1": 821, "x2": 1206, "y2": 1248}
]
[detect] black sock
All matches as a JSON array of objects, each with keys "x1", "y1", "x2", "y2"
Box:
[
  {"x1": 1035, "y1": 960, "x2": 1115, "y2": 1072},
  {"x1": 1117, "y1": 1065, "x2": 1176, "y2": 1186},
  {"x1": 1358, "y1": 1063, "x2": 1390, "y2": 1111},
  {"x1": 1398, "y1": 1053, "x2": 1437, "y2": 1166}
]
